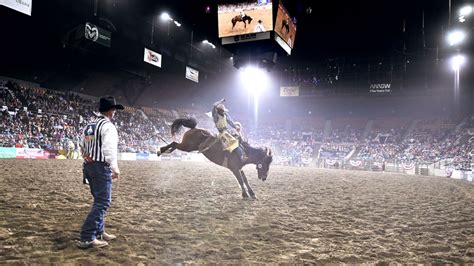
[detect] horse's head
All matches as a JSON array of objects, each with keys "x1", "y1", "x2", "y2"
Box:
[
  {"x1": 246, "y1": 15, "x2": 253, "y2": 24},
  {"x1": 256, "y1": 147, "x2": 273, "y2": 181}
]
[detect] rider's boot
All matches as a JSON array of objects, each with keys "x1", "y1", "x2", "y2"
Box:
[
  {"x1": 222, "y1": 150, "x2": 231, "y2": 167},
  {"x1": 199, "y1": 137, "x2": 217, "y2": 152},
  {"x1": 233, "y1": 146, "x2": 247, "y2": 163}
]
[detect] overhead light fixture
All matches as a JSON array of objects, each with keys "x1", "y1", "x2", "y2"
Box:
[
  {"x1": 160, "y1": 12, "x2": 171, "y2": 21},
  {"x1": 202, "y1": 40, "x2": 216, "y2": 48},
  {"x1": 447, "y1": 30, "x2": 466, "y2": 46},
  {"x1": 459, "y1": 5, "x2": 472, "y2": 17}
]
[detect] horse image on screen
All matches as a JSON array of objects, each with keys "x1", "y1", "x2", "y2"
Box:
[
  {"x1": 274, "y1": 2, "x2": 296, "y2": 49},
  {"x1": 218, "y1": 0, "x2": 273, "y2": 38}
]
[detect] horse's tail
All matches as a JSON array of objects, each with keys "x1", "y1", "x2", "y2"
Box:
[{"x1": 171, "y1": 117, "x2": 197, "y2": 136}]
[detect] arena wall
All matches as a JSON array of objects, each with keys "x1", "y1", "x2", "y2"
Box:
[{"x1": 1, "y1": 147, "x2": 471, "y2": 182}]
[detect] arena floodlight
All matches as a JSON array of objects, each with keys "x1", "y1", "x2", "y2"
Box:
[
  {"x1": 160, "y1": 12, "x2": 171, "y2": 21},
  {"x1": 451, "y1": 55, "x2": 466, "y2": 71},
  {"x1": 240, "y1": 65, "x2": 269, "y2": 127},
  {"x1": 240, "y1": 66, "x2": 268, "y2": 96},
  {"x1": 447, "y1": 30, "x2": 466, "y2": 46},
  {"x1": 202, "y1": 40, "x2": 216, "y2": 49},
  {"x1": 459, "y1": 5, "x2": 472, "y2": 17},
  {"x1": 174, "y1": 21, "x2": 181, "y2": 27}
]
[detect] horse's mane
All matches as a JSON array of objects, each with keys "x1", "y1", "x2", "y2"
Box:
[{"x1": 247, "y1": 145, "x2": 273, "y2": 163}]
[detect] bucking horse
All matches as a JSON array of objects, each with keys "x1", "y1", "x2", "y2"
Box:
[
  {"x1": 231, "y1": 14, "x2": 253, "y2": 30},
  {"x1": 281, "y1": 19, "x2": 290, "y2": 34},
  {"x1": 157, "y1": 118, "x2": 273, "y2": 199}
]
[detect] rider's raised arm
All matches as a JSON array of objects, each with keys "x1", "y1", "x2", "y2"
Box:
[
  {"x1": 226, "y1": 113, "x2": 237, "y2": 129},
  {"x1": 212, "y1": 98, "x2": 225, "y2": 122}
]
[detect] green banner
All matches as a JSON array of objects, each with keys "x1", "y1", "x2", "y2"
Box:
[{"x1": 0, "y1": 147, "x2": 16, "y2": 158}]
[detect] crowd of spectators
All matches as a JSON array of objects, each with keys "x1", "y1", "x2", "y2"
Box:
[{"x1": 0, "y1": 80, "x2": 472, "y2": 169}]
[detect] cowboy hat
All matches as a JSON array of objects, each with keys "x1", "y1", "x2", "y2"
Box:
[
  {"x1": 99, "y1": 96, "x2": 125, "y2": 112},
  {"x1": 216, "y1": 103, "x2": 229, "y2": 112}
]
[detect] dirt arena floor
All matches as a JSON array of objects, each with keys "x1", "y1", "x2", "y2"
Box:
[
  {"x1": 1, "y1": 159, "x2": 473, "y2": 264},
  {"x1": 218, "y1": 9, "x2": 273, "y2": 38}
]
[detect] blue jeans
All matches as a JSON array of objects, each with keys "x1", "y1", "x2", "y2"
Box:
[{"x1": 80, "y1": 162, "x2": 112, "y2": 241}]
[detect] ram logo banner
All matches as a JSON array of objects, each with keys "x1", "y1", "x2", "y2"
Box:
[
  {"x1": 185, "y1": 66, "x2": 199, "y2": 83},
  {"x1": 85, "y1": 23, "x2": 99, "y2": 41},
  {"x1": 84, "y1": 22, "x2": 112, "y2": 47},
  {"x1": 0, "y1": 0, "x2": 32, "y2": 16},
  {"x1": 280, "y1": 86, "x2": 299, "y2": 97},
  {"x1": 144, "y1": 48, "x2": 162, "y2": 68}
]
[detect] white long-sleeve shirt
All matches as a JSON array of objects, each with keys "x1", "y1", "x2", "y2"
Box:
[
  {"x1": 82, "y1": 116, "x2": 119, "y2": 170},
  {"x1": 254, "y1": 24, "x2": 265, "y2": 32}
]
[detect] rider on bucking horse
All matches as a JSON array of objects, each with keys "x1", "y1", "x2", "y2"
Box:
[{"x1": 212, "y1": 98, "x2": 247, "y2": 163}]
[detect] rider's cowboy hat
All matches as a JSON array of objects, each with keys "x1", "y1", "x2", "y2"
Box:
[
  {"x1": 216, "y1": 103, "x2": 229, "y2": 113},
  {"x1": 99, "y1": 96, "x2": 125, "y2": 112}
]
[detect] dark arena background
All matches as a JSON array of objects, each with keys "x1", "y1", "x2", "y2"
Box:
[{"x1": 0, "y1": 0, "x2": 473, "y2": 264}]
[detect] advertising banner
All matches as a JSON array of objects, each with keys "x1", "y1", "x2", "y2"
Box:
[
  {"x1": 369, "y1": 83, "x2": 392, "y2": 93},
  {"x1": 144, "y1": 48, "x2": 162, "y2": 68},
  {"x1": 185, "y1": 66, "x2": 199, "y2": 83},
  {"x1": 161, "y1": 154, "x2": 171, "y2": 161},
  {"x1": 44, "y1": 149, "x2": 58, "y2": 159},
  {"x1": 280, "y1": 86, "x2": 299, "y2": 97},
  {"x1": 120, "y1": 153, "x2": 137, "y2": 161},
  {"x1": 148, "y1": 154, "x2": 160, "y2": 161},
  {"x1": 0, "y1": 0, "x2": 32, "y2": 16},
  {"x1": 16, "y1": 148, "x2": 46, "y2": 159},
  {"x1": 136, "y1": 153, "x2": 149, "y2": 161},
  {"x1": 319, "y1": 150, "x2": 347, "y2": 159},
  {"x1": 0, "y1": 147, "x2": 17, "y2": 158},
  {"x1": 171, "y1": 154, "x2": 183, "y2": 161},
  {"x1": 85, "y1": 22, "x2": 112, "y2": 47}
]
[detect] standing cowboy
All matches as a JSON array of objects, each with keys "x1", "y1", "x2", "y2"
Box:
[
  {"x1": 253, "y1": 20, "x2": 265, "y2": 32},
  {"x1": 212, "y1": 98, "x2": 246, "y2": 163},
  {"x1": 77, "y1": 96, "x2": 123, "y2": 249}
]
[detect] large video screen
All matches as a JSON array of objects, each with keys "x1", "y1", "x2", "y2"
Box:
[
  {"x1": 218, "y1": 0, "x2": 273, "y2": 38},
  {"x1": 274, "y1": 2, "x2": 296, "y2": 49}
]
